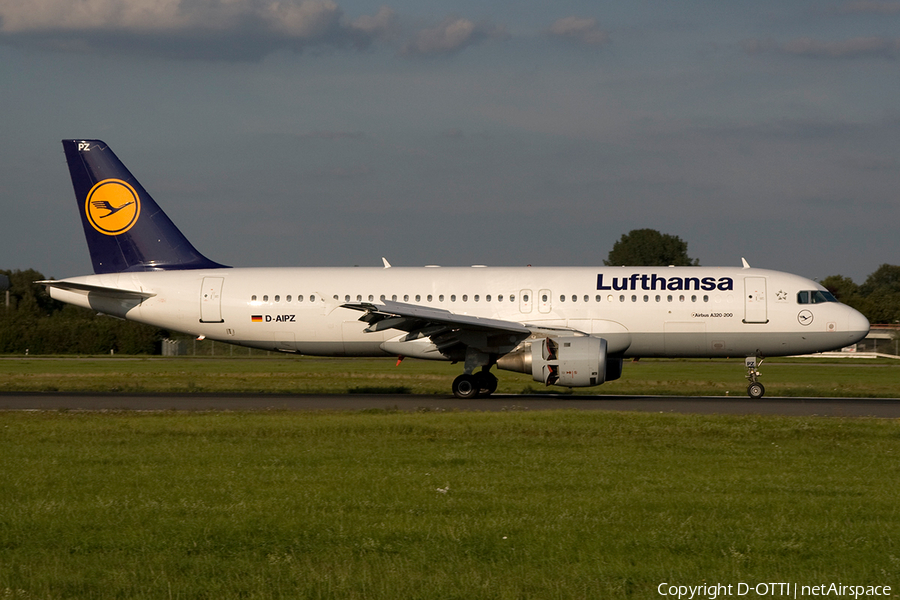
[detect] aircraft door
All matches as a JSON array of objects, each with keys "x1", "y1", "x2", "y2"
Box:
[
  {"x1": 538, "y1": 289, "x2": 552, "y2": 314},
  {"x1": 519, "y1": 289, "x2": 533, "y2": 313},
  {"x1": 743, "y1": 277, "x2": 768, "y2": 324},
  {"x1": 200, "y1": 277, "x2": 225, "y2": 323}
]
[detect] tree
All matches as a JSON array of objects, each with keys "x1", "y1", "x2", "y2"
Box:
[
  {"x1": 858, "y1": 265, "x2": 900, "y2": 324},
  {"x1": 604, "y1": 229, "x2": 699, "y2": 267},
  {"x1": 859, "y1": 264, "x2": 900, "y2": 296},
  {"x1": 820, "y1": 275, "x2": 860, "y2": 303},
  {"x1": 0, "y1": 268, "x2": 168, "y2": 354},
  {"x1": 820, "y1": 265, "x2": 900, "y2": 325}
]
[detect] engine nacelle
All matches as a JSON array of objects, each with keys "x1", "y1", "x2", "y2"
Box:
[{"x1": 497, "y1": 336, "x2": 618, "y2": 388}]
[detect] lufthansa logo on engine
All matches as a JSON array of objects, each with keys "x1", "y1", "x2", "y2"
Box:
[{"x1": 85, "y1": 179, "x2": 141, "y2": 236}]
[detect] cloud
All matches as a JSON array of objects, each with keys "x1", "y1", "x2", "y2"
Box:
[
  {"x1": 743, "y1": 36, "x2": 900, "y2": 59},
  {"x1": 547, "y1": 17, "x2": 608, "y2": 48},
  {"x1": 400, "y1": 17, "x2": 505, "y2": 57},
  {"x1": 835, "y1": 1, "x2": 900, "y2": 15},
  {"x1": 297, "y1": 130, "x2": 366, "y2": 140},
  {"x1": 0, "y1": 0, "x2": 397, "y2": 59}
]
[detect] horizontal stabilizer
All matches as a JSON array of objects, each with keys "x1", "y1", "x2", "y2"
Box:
[{"x1": 37, "y1": 280, "x2": 156, "y2": 300}]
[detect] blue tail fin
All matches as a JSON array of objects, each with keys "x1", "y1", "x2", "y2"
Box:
[{"x1": 62, "y1": 139, "x2": 229, "y2": 274}]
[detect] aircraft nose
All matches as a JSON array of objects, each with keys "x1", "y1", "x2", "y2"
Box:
[{"x1": 847, "y1": 307, "x2": 870, "y2": 344}]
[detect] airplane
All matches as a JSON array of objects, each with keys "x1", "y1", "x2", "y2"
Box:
[{"x1": 41, "y1": 139, "x2": 870, "y2": 399}]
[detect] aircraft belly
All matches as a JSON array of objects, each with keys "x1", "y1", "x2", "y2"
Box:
[{"x1": 623, "y1": 330, "x2": 856, "y2": 358}]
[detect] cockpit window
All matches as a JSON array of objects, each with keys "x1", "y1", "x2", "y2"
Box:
[{"x1": 797, "y1": 290, "x2": 838, "y2": 304}]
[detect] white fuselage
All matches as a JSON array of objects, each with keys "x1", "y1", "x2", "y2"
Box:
[{"x1": 49, "y1": 265, "x2": 870, "y2": 359}]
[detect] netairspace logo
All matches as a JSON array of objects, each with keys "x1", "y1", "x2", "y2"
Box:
[{"x1": 657, "y1": 582, "x2": 892, "y2": 600}]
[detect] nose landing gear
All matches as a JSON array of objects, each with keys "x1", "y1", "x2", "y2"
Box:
[{"x1": 745, "y1": 355, "x2": 765, "y2": 399}]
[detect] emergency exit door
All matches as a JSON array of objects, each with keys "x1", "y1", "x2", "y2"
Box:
[
  {"x1": 743, "y1": 277, "x2": 768, "y2": 324},
  {"x1": 200, "y1": 277, "x2": 225, "y2": 323}
]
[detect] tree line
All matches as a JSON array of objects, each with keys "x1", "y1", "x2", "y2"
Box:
[{"x1": 0, "y1": 269, "x2": 166, "y2": 355}]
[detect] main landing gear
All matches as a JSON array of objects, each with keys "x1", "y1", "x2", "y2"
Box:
[
  {"x1": 451, "y1": 348, "x2": 499, "y2": 399},
  {"x1": 745, "y1": 355, "x2": 765, "y2": 399},
  {"x1": 452, "y1": 369, "x2": 498, "y2": 399}
]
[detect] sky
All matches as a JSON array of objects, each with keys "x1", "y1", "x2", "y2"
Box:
[{"x1": 1, "y1": 0, "x2": 898, "y2": 284}]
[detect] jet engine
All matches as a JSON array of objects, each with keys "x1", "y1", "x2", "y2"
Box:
[{"x1": 496, "y1": 336, "x2": 622, "y2": 388}]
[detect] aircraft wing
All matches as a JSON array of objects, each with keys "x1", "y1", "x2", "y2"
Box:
[{"x1": 341, "y1": 300, "x2": 534, "y2": 359}]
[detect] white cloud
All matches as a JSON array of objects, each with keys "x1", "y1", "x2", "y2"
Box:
[
  {"x1": 743, "y1": 36, "x2": 900, "y2": 59},
  {"x1": 547, "y1": 17, "x2": 608, "y2": 48},
  {"x1": 401, "y1": 17, "x2": 505, "y2": 57},
  {"x1": 0, "y1": 0, "x2": 395, "y2": 58},
  {"x1": 836, "y1": 1, "x2": 900, "y2": 15}
]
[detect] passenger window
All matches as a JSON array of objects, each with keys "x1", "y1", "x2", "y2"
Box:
[
  {"x1": 368, "y1": 295, "x2": 373, "y2": 301},
  {"x1": 451, "y1": 295, "x2": 456, "y2": 302},
  {"x1": 310, "y1": 295, "x2": 316, "y2": 302},
  {"x1": 523, "y1": 294, "x2": 529, "y2": 302},
  {"x1": 263, "y1": 295, "x2": 269, "y2": 302},
  {"x1": 439, "y1": 295, "x2": 444, "y2": 302},
  {"x1": 656, "y1": 295, "x2": 661, "y2": 302},
  {"x1": 380, "y1": 294, "x2": 386, "y2": 301},
  {"x1": 691, "y1": 295, "x2": 697, "y2": 302},
  {"x1": 619, "y1": 295, "x2": 625, "y2": 302},
  {"x1": 297, "y1": 295, "x2": 303, "y2": 302},
  {"x1": 631, "y1": 295, "x2": 637, "y2": 302},
  {"x1": 643, "y1": 295, "x2": 649, "y2": 302},
  {"x1": 596, "y1": 295, "x2": 601, "y2": 302},
  {"x1": 486, "y1": 295, "x2": 491, "y2": 302},
  {"x1": 510, "y1": 295, "x2": 515, "y2": 302},
  {"x1": 357, "y1": 295, "x2": 362, "y2": 301},
  {"x1": 427, "y1": 294, "x2": 433, "y2": 302},
  {"x1": 345, "y1": 295, "x2": 350, "y2": 302},
  {"x1": 404, "y1": 295, "x2": 409, "y2": 301},
  {"x1": 667, "y1": 295, "x2": 672, "y2": 302},
  {"x1": 703, "y1": 295, "x2": 709, "y2": 302},
  {"x1": 557, "y1": 295, "x2": 563, "y2": 302},
  {"x1": 474, "y1": 295, "x2": 479, "y2": 302},
  {"x1": 415, "y1": 295, "x2": 421, "y2": 302},
  {"x1": 679, "y1": 295, "x2": 685, "y2": 302},
  {"x1": 392, "y1": 295, "x2": 397, "y2": 301},
  {"x1": 287, "y1": 295, "x2": 292, "y2": 302},
  {"x1": 251, "y1": 295, "x2": 257, "y2": 302}
]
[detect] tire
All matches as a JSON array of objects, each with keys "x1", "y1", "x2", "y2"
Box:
[
  {"x1": 747, "y1": 382, "x2": 765, "y2": 399},
  {"x1": 452, "y1": 374, "x2": 480, "y2": 399},
  {"x1": 475, "y1": 372, "x2": 498, "y2": 397}
]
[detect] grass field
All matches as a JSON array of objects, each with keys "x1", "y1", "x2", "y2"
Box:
[
  {"x1": 0, "y1": 355, "x2": 898, "y2": 397},
  {"x1": 1, "y1": 410, "x2": 899, "y2": 599}
]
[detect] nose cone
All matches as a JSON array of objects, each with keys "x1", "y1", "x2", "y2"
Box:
[{"x1": 847, "y1": 307, "x2": 870, "y2": 345}]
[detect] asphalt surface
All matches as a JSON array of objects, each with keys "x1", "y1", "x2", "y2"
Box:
[{"x1": 1, "y1": 393, "x2": 899, "y2": 417}]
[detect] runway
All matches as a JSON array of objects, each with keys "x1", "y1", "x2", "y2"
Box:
[{"x1": 1, "y1": 393, "x2": 899, "y2": 417}]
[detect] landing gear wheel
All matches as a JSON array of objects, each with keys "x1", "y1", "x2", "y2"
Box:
[
  {"x1": 452, "y1": 374, "x2": 480, "y2": 399},
  {"x1": 747, "y1": 382, "x2": 765, "y2": 399},
  {"x1": 475, "y1": 372, "x2": 498, "y2": 397}
]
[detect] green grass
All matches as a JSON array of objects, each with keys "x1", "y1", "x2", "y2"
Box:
[
  {"x1": 0, "y1": 355, "x2": 898, "y2": 397},
  {"x1": 1, "y1": 410, "x2": 899, "y2": 599}
]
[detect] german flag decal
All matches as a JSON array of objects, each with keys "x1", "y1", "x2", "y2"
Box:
[{"x1": 251, "y1": 315, "x2": 263, "y2": 322}]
